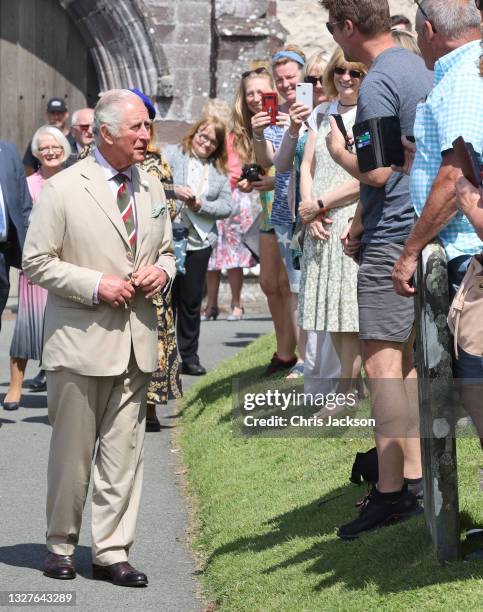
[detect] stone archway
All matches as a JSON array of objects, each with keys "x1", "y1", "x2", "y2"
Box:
[{"x1": 59, "y1": 0, "x2": 168, "y2": 99}]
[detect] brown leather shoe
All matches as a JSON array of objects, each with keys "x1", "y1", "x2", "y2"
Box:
[
  {"x1": 43, "y1": 552, "x2": 76, "y2": 580},
  {"x1": 92, "y1": 562, "x2": 148, "y2": 587}
]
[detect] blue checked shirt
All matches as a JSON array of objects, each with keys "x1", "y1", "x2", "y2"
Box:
[{"x1": 411, "y1": 40, "x2": 483, "y2": 261}]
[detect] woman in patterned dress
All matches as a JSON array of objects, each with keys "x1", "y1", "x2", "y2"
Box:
[
  {"x1": 298, "y1": 47, "x2": 367, "y2": 391},
  {"x1": 141, "y1": 128, "x2": 183, "y2": 431},
  {"x1": 3, "y1": 126, "x2": 70, "y2": 410}
]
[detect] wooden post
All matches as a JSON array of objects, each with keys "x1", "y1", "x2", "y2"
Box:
[{"x1": 415, "y1": 241, "x2": 461, "y2": 562}]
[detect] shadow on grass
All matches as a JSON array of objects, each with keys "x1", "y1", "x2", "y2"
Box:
[
  {"x1": 207, "y1": 484, "x2": 481, "y2": 594},
  {"x1": 182, "y1": 365, "x2": 266, "y2": 420}
]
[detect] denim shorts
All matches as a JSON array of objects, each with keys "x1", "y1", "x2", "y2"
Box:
[
  {"x1": 447, "y1": 255, "x2": 483, "y2": 380},
  {"x1": 273, "y1": 223, "x2": 301, "y2": 293}
]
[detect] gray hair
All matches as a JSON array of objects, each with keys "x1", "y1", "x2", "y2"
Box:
[
  {"x1": 31, "y1": 125, "x2": 72, "y2": 162},
  {"x1": 93, "y1": 89, "x2": 140, "y2": 144},
  {"x1": 415, "y1": 0, "x2": 481, "y2": 39},
  {"x1": 71, "y1": 107, "x2": 94, "y2": 127}
]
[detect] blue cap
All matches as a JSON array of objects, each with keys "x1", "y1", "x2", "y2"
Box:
[{"x1": 129, "y1": 88, "x2": 156, "y2": 120}]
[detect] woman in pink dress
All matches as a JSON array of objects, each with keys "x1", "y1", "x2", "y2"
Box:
[
  {"x1": 204, "y1": 133, "x2": 257, "y2": 320},
  {"x1": 3, "y1": 126, "x2": 71, "y2": 410}
]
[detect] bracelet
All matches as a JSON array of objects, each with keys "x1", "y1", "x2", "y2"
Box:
[
  {"x1": 253, "y1": 134, "x2": 265, "y2": 143},
  {"x1": 317, "y1": 198, "x2": 325, "y2": 209},
  {"x1": 287, "y1": 130, "x2": 299, "y2": 140}
]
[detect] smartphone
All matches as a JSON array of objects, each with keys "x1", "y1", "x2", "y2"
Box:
[
  {"x1": 330, "y1": 113, "x2": 349, "y2": 145},
  {"x1": 296, "y1": 83, "x2": 313, "y2": 112},
  {"x1": 262, "y1": 92, "x2": 278, "y2": 125},
  {"x1": 453, "y1": 136, "x2": 482, "y2": 187}
]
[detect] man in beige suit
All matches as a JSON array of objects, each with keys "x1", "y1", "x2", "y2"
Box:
[{"x1": 22, "y1": 89, "x2": 176, "y2": 587}]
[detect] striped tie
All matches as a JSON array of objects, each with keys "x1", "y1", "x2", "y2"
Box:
[{"x1": 114, "y1": 173, "x2": 136, "y2": 252}]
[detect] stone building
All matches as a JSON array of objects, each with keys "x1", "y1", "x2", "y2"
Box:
[{"x1": 0, "y1": 0, "x2": 286, "y2": 149}]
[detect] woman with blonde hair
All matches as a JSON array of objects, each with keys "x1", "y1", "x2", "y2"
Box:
[
  {"x1": 203, "y1": 95, "x2": 258, "y2": 321},
  {"x1": 299, "y1": 47, "x2": 367, "y2": 401},
  {"x1": 166, "y1": 116, "x2": 232, "y2": 375}
]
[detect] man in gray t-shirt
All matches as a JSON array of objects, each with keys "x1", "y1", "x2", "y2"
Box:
[
  {"x1": 356, "y1": 47, "x2": 433, "y2": 244},
  {"x1": 322, "y1": 0, "x2": 431, "y2": 540}
]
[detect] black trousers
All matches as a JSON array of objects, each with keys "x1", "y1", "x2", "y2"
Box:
[{"x1": 172, "y1": 246, "x2": 212, "y2": 365}]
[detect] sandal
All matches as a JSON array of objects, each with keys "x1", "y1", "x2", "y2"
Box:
[{"x1": 286, "y1": 362, "x2": 304, "y2": 379}]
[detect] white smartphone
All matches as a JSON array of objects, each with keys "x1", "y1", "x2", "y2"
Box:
[{"x1": 296, "y1": 82, "x2": 313, "y2": 112}]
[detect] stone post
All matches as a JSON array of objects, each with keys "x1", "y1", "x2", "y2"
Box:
[{"x1": 415, "y1": 241, "x2": 461, "y2": 562}]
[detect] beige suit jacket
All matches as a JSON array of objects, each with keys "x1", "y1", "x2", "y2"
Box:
[{"x1": 22, "y1": 155, "x2": 176, "y2": 376}]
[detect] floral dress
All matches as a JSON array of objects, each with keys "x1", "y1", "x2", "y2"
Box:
[
  {"x1": 141, "y1": 151, "x2": 183, "y2": 404},
  {"x1": 298, "y1": 103, "x2": 359, "y2": 332},
  {"x1": 208, "y1": 134, "x2": 256, "y2": 270}
]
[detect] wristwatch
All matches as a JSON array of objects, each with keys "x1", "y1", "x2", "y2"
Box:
[{"x1": 317, "y1": 198, "x2": 325, "y2": 209}]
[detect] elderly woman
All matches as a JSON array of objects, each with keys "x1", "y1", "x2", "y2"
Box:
[
  {"x1": 3, "y1": 126, "x2": 71, "y2": 410},
  {"x1": 166, "y1": 116, "x2": 232, "y2": 376}
]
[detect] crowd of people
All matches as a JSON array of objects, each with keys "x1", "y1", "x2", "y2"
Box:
[{"x1": 0, "y1": 0, "x2": 482, "y2": 585}]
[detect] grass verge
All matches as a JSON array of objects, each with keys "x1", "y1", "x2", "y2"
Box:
[{"x1": 180, "y1": 334, "x2": 482, "y2": 612}]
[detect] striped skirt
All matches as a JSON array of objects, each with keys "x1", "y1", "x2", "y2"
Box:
[{"x1": 10, "y1": 272, "x2": 47, "y2": 361}]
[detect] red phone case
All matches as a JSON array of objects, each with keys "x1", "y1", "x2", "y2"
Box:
[{"x1": 262, "y1": 92, "x2": 278, "y2": 125}]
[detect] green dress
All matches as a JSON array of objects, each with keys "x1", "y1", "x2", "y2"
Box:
[{"x1": 298, "y1": 104, "x2": 359, "y2": 333}]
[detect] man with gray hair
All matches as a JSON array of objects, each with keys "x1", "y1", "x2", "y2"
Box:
[
  {"x1": 65, "y1": 107, "x2": 95, "y2": 167},
  {"x1": 23, "y1": 89, "x2": 176, "y2": 586},
  {"x1": 393, "y1": 0, "x2": 482, "y2": 296},
  {"x1": 392, "y1": 1, "x2": 483, "y2": 379}
]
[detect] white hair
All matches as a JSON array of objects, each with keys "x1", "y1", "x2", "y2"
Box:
[
  {"x1": 415, "y1": 0, "x2": 481, "y2": 39},
  {"x1": 31, "y1": 125, "x2": 72, "y2": 162},
  {"x1": 93, "y1": 89, "x2": 140, "y2": 144},
  {"x1": 71, "y1": 108, "x2": 94, "y2": 127}
]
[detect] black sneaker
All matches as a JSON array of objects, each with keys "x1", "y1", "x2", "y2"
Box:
[
  {"x1": 338, "y1": 485, "x2": 423, "y2": 540},
  {"x1": 405, "y1": 477, "x2": 424, "y2": 500}
]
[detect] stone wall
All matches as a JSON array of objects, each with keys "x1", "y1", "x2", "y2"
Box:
[
  {"x1": 61, "y1": 0, "x2": 286, "y2": 140},
  {"x1": 277, "y1": 0, "x2": 418, "y2": 59}
]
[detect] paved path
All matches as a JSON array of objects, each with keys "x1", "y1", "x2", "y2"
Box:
[{"x1": 0, "y1": 312, "x2": 272, "y2": 611}]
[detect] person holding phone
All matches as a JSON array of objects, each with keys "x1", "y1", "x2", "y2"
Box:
[
  {"x1": 166, "y1": 117, "x2": 232, "y2": 376},
  {"x1": 252, "y1": 45, "x2": 306, "y2": 376},
  {"x1": 272, "y1": 51, "x2": 330, "y2": 378},
  {"x1": 298, "y1": 47, "x2": 367, "y2": 401}
]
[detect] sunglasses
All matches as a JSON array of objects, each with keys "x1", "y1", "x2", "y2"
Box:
[
  {"x1": 334, "y1": 66, "x2": 364, "y2": 79},
  {"x1": 242, "y1": 67, "x2": 269, "y2": 79},
  {"x1": 414, "y1": 0, "x2": 438, "y2": 33},
  {"x1": 304, "y1": 75, "x2": 324, "y2": 87},
  {"x1": 326, "y1": 20, "x2": 343, "y2": 35},
  {"x1": 73, "y1": 124, "x2": 93, "y2": 132}
]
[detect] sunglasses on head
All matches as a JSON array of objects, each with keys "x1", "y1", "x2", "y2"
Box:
[
  {"x1": 304, "y1": 75, "x2": 324, "y2": 87},
  {"x1": 414, "y1": 0, "x2": 438, "y2": 33},
  {"x1": 334, "y1": 66, "x2": 363, "y2": 79},
  {"x1": 242, "y1": 67, "x2": 269, "y2": 79},
  {"x1": 73, "y1": 124, "x2": 93, "y2": 132}
]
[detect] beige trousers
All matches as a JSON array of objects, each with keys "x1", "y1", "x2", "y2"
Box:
[{"x1": 45, "y1": 352, "x2": 150, "y2": 565}]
